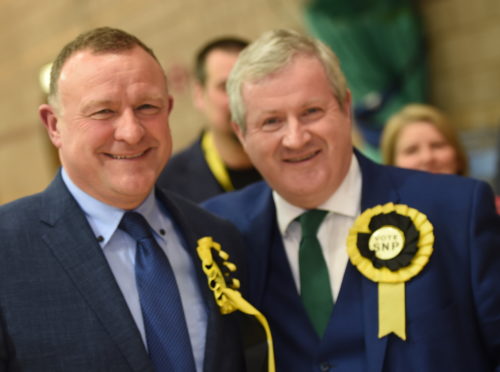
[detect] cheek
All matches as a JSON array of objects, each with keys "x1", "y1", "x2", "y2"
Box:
[
  {"x1": 395, "y1": 153, "x2": 417, "y2": 167},
  {"x1": 439, "y1": 148, "x2": 458, "y2": 165},
  {"x1": 243, "y1": 135, "x2": 275, "y2": 161},
  {"x1": 443, "y1": 148, "x2": 457, "y2": 160}
]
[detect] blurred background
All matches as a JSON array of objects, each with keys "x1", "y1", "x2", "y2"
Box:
[{"x1": 1, "y1": 0, "x2": 499, "y2": 204}]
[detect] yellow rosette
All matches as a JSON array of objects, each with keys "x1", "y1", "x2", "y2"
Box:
[
  {"x1": 346, "y1": 203, "x2": 434, "y2": 340},
  {"x1": 196, "y1": 237, "x2": 275, "y2": 372}
]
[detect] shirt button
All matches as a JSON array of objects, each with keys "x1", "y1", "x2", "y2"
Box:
[{"x1": 319, "y1": 362, "x2": 332, "y2": 371}]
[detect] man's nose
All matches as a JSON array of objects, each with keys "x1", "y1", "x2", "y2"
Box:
[
  {"x1": 114, "y1": 110, "x2": 144, "y2": 144},
  {"x1": 282, "y1": 118, "x2": 310, "y2": 149}
]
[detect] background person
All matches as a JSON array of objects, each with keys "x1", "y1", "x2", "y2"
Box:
[
  {"x1": 204, "y1": 29, "x2": 500, "y2": 371},
  {"x1": 381, "y1": 103, "x2": 500, "y2": 213},
  {"x1": 380, "y1": 103, "x2": 468, "y2": 176},
  {"x1": 157, "y1": 37, "x2": 261, "y2": 203},
  {"x1": 0, "y1": 27, "x2": 247, "y2": 372}
]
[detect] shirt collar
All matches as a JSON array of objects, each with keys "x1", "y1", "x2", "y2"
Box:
[
  {"x1": 61, "y1": 168, "x2": 162, "y2": 246},
  {"x1": 273, "y1": 153, "x2": 362, "y2": 235}
]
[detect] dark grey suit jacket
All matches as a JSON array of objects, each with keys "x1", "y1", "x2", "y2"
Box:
[
  {"x1": 0, "y1": 172, "x2": 246, "y2": 372},
  {"x1": 156, "y1": 135, "x2": 226, "y2": 203}
]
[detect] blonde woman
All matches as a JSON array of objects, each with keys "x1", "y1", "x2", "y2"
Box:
[{"x1": 381, "y1": 103, "x2": 468, "y2": 176}]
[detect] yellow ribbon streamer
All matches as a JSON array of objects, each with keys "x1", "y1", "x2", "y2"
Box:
[
  {"x1": 378, "y1": 282, "x2": 406, "y2": 340},
  {"x1": 196, "y1": 237, "x2": 275, "y2": 372},
  {"x1": 201, "y1": 131, "x2": 235, "y2": 192}
]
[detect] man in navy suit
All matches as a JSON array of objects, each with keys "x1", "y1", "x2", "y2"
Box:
[
  {"x1": 0, "y1": 27, "x2": 247, "y2": 371},
  {"x1": 204, "y1": 29, "x2": 500, "y2": 371}
]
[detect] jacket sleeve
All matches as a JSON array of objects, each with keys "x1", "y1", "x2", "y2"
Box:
[{"x1": 469, "y1": 181, "x2": 500, "y2": 368}]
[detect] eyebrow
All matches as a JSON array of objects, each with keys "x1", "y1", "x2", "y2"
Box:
[{"x1": 81, "y1": 99, "x2": 116, "y2": 114}]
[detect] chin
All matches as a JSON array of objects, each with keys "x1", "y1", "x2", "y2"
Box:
[{"x1": 115, "y1": 176, "x2": 155, "y2": 195}]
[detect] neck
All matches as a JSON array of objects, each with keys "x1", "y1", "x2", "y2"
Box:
[{"x1": 210, "y1": 129, "x2": 253, "y2": 169}]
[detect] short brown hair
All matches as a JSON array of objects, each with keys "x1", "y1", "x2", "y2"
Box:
[
  {"x1": 49, "y1": 27, "x2": 159, "y2": 103},
  {"x1": 194, "y1": 37, "x2": 249, "y2": 85}
]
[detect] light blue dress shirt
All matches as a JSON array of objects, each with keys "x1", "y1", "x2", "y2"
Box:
[{"x1": 61, "y1": 169, "x2": 207, "y2": 372}]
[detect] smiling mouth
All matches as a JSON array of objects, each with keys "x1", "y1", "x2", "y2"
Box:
[
  {"x1": 107, "y1": 150, "x2": 148, "y2": 160},
  {"x1": 285, "y1": 150, "x2": 320, "y2": 163}
]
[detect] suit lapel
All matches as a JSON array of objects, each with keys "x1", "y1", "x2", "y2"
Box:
[
  {"x1": 156, "y1": 190, "x2": 226, "y2": 372},
  {"x1": 39, "y1": 174, "x2": 152, "y2": 372},
  {"x1": 356, "y1": 151, "x2": 403, "y2": 372},
  {"x1": 241, "y1": 185, "x2": 276, "y2": 305}
]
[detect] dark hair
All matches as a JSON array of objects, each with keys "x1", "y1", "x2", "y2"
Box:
[
  {"x1": 194, "y1": 37, "x2": 249, "y2": 85},
  {"x1": 49, "y1": 27, "x2": 158, "y2": 101}
]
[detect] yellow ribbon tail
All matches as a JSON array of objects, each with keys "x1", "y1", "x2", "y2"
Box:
[
  {"x1": 378, "y1": 282, "x2": 406, "y2": 340},
  {"x1": 201, "y1": 131, "x2": 235, "y2": 191},
  {"x1": 222, "y1": 288, "x2": 275, "y2": 372}
]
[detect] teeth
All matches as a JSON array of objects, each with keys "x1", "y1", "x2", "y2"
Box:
[
  {"x1": 287, "y1": 151, "x2": 317, "y2": 163},
  {"x1": 110, "y1": 151, "x2": 145, "y2": 160}
]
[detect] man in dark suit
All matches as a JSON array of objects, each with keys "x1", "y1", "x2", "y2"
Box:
[
  {"x1": 157, "y1": 37, "x2": 261, "y2": 203},
  {"x1": 204, "y1": 29, "x2": 500, "y2": 371},
  {"x1": 0, "y1": 27, "x2": 246, "y2": 372}
]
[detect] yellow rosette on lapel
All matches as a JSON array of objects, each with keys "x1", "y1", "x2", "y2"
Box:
[
  {"x1": 346, "y1": 203, "x2": 434, "y2": 340},
  {"x1": 196, "y1": 236, "x2": 275, "y2": 372}
]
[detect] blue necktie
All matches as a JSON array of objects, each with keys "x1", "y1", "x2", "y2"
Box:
[{"x1": 119, "y1": 211, "x2": 196, "y2": 372}]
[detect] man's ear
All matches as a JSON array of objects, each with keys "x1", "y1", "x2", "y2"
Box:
[
  {"x1": 230, "y1": 121, "x2": 245, "y2": 145},
  {"x1": 167, "y1": 94, "x2": 174, "y2": 115},
  {"x1": 39, "y1": 104, "x2": 62, "y2": 148},
  {"x1": 192, "y1": 82, "x2": 205, "y2": 111}
]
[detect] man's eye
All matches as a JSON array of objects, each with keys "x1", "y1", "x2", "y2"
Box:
[
  {"x1": 137, "y1": 104, "x2": 160, "y2": 114},
  {"x1": 91, "y1": 109, "x2": 114, "y2": 119},
  {"x1": 263, "y1": 117, "x2": 283, "y2": 126},
  {"x1": 264, "y1": 117, "x2": 279, "y2": 125},
  {"x1": 303, "y1": 107, "x2": 322, "y2": 116},
  {"x1": 261, "y1": 117, "x2": 282, "y2": 131}
]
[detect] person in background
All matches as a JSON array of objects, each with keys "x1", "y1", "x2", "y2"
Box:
[
  {"x1": 381, "y1": 103, "x2": 500, "y2": 213},
  {"x1": 0, "y1": 27, "x2": 247, "y2": 371},
  {"x1": 380, "y1": 103, "x2": 468, "y2": 176},
  {"x1": 204, "y1": 29, "x2": 500, "y2": 371},
  {"x1": 157, "y1": 37, "x2": 261, "y2": 203}
]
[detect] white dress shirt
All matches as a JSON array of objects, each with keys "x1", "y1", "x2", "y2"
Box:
[
  {"x1": 61, "y1": 169, "x2": 207, "y2": 372},
  {"x1": 273, "y1": 154, "x2": 362, "y2": 301}
]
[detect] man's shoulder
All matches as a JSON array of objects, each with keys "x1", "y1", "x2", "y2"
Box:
[
  {"x1": 202, "y1": 181, "x2": 273, "y2": 225},
  {"x1": 0, "y1": 193, "x2": 41, "y2": 220},
  {"x1": 164, "y1": 137, "x2": 204, "y2": 172},
  {"x1": 157, "y1": 187, "x2": 239, "y2": 231},
  {"x1": 205, "y1": 181, "x2": 270, "y2": 206},
  {"x1": 385, "y1": 164, "x2": 483, "y2": 194},
  {"x1": 372, "y1": 162, "x2": 497, "y2": 221}
]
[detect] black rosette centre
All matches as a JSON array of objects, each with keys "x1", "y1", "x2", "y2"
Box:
[{"x1": 357, "y1": 212, "x2": 419, "y2": 271}]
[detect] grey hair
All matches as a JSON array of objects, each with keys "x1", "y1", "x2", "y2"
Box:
[{"x1": 227, "y1": 29, "x2": 349, "y2": 131}]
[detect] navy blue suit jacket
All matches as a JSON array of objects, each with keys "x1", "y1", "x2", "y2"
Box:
[
  {"x1": 157, "y1": 135, "x2": 224, "y2": 203},
  {"x1": 204, "y1": 152, "x2": 500, "y2": 372},
  {"x1": 0, "y1": 172, "x2": 246, "y2": 372}
]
